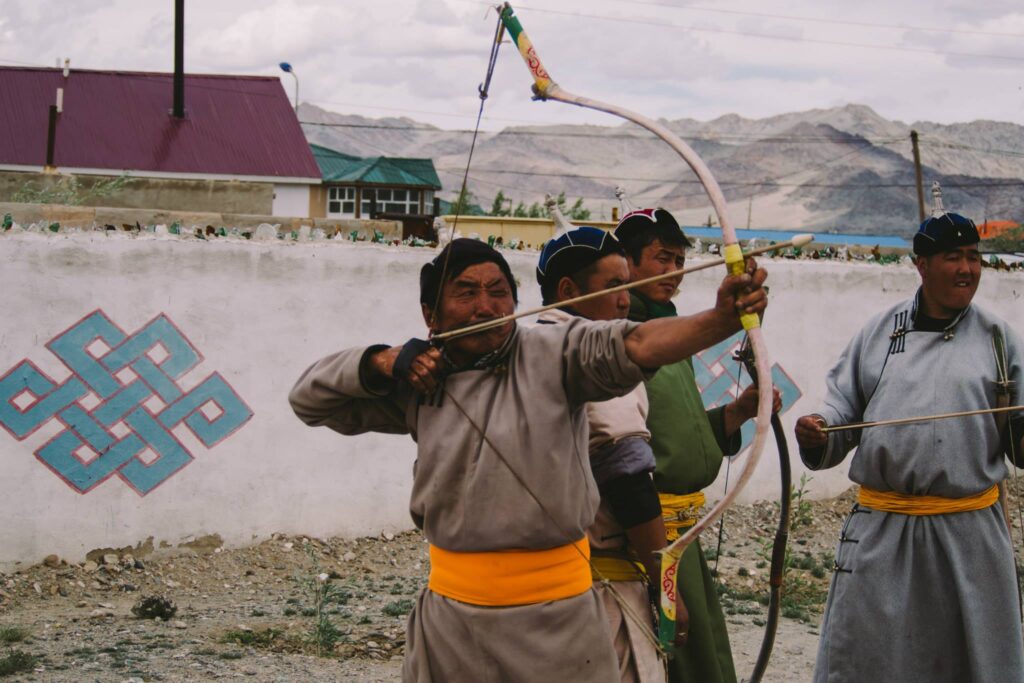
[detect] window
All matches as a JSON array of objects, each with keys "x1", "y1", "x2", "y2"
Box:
[
  {"x1": 327, "y1": 187, "x2": 356, "y2": 217},
  {"x1": 361, "y1": 187, "x2": 424, "y2": 215}
]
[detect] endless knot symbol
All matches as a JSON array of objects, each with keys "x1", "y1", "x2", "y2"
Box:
[
  {"x1": 694, "y1": 331, "x2": 802, "y2": 452},
  {"x1": 0, "y1": 310, "x2": 253, "y2": 495}
]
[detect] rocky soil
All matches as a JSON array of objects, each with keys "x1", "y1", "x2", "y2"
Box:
[{"x1": 2, "y1": 486, "x2": 1021, "y2": 682}]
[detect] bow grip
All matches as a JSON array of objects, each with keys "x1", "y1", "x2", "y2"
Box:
[{"x1": 724, "y1": 243, "x2": 761, "y2": 331}]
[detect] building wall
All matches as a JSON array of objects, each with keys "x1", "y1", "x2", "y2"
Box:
[
  {"x1": 0, "y1": 230, "x2": 1021, "y2": 567},
  {"x1": 0, "y1": 171, "x2": 277, "y2": 214},
  {"x1": 0, "y1": 201, "x2": 401, "y2": 236}
]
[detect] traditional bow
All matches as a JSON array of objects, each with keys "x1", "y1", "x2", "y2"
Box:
[{"x1": 498, "y1": 0, "x2": 775, "y2": 656}]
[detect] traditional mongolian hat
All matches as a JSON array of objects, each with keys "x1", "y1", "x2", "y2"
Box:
[
  {"x1": 913, "y1": 182, "x2": 979, "y2": 256},
  {"x1": 536, "y1": 226, "x2": 624, "y2": 303},
  {"x1": 613, "y1": 208, "x2": 692, "y2": 248}
]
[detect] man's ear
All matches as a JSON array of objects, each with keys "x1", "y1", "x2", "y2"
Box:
[
  {"x1": 421, "y1": 303, "x2": 437, "y2": 333},
  {"x1": 556, "y1": 275, "x2": 581, "y2": 302},
  {"x1": 914, "y1": 255, "x2": 928, "y2": 279}
]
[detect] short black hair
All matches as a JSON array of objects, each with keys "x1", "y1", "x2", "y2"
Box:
[{"x1": 420, "y1": 239, "x2": 518, "y2": 307}]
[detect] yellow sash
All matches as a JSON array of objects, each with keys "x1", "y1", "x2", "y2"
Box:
[
  {"x1": 858, "y1": 485, "x2": 999, "y2": 515},
  {"x1": 660, "y1": 491, "x2": 706, "y2": 541},
  {"x1": 428, "y1": 537, "x2": 592, "y2": 606},
  {"x1": 590, "y1": 553, "x2": 647, "y2": 582}
]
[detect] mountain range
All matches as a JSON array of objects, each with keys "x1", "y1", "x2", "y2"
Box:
[{"x1": 300, "y1": 102, "x2": 1024, "y2": 236}]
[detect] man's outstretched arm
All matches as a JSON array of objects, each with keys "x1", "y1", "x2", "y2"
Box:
[{"x1": 624, "y1": 262, "x2": 767, "y2": 369}]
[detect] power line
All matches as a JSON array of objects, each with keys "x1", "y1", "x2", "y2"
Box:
[
  {"x1": 436, "y1": 165, "x2": 1024, "y2": 189},
  {"x1": 611, "y1": 0, "x2": 1024, "y2": 40},
  {"x1": 301, "y1": 120, "x2": 901, "y2": 144},
  {"x1": 485, "y1": 2, "x2": 1024, "y2": 63}
]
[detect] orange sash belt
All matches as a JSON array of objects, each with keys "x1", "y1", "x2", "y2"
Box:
[
  {"x1": 428, "y1": 537, "x2": 592, "y2": 607},
  {"x1": 858, "y1": 484, "x2": 999, "y2": 515}
]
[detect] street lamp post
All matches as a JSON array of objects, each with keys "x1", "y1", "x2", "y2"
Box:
[{"x1": 279, "y1": 62, "x2": 299, "y2": 114}]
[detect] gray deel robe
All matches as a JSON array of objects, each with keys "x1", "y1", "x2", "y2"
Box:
[
  {"x1": 803, "y1": 292, "x2": 1024, "y2": 683},
  {"x1": 289, "y1": 318, "x2": 650, "y2": 683}
]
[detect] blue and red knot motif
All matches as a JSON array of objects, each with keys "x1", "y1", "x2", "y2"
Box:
[{"x1": 0, "y1": 310, "x2": 253, "y2": 495}]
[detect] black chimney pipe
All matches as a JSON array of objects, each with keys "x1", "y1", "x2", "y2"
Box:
[
  {"x1": 172, "y1": 0, "x2": 185, "y2": 118},
  {"x1": 45, "y1": 105, "x2": 58, "y2": 166}
]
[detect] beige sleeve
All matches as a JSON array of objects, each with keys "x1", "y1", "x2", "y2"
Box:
[{"x1": 289, "y1": 346, "x2": 410, "y2": 436}]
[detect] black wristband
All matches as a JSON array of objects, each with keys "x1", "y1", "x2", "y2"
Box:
[{"x1": 392, "y1": 338, "x2": 433, "y2": 382}]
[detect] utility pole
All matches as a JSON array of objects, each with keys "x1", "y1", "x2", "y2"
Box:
[{"x1": 910, "y1": 130, "x2": 925, "y2": 223}]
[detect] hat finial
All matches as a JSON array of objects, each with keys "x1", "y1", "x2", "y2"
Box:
[
  {"x1": 931, "y1": 181, "x2": 946, "y2": 218},
  {"x1": 615, "y1": 186, "x2": 636, "y2": 214},
  {"x1": 545, "y1": 194, "x2": 575, "y2": 236}
]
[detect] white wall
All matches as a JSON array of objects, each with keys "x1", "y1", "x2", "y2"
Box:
[
  {"x1": 0, "y1": 231, "x2": 1021, "y2": 567},
  {"x1": 271, "y1": 184, "x2": 312, "y2": 218}
]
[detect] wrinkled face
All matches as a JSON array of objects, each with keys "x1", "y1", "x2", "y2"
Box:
[
  {"x1": 915, "y1": 245, "x2": 981, "y2": 318},
  {"x1": 626, "y1": 239, "x2": 686, "y2": 304},
  {"x1": 559, "y1": 254, "x2": 631, "y2": 322},
  {"x1": 421, "y1": 262, "x2": 516, "y2": 362}
]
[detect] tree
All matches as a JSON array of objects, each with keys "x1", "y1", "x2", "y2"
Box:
[
  {"x1": 512, "y1": 202, "x2": 528, "y2": 217},
  {"x1": 985, "y1": 225, "x2": 1024, "y2": 253},
  {"x1": 490, "y1": 190, "x2": 511, "y2": 217},
  {"x1": 527, "y1": 202, "x2": 544, "y2": 218},
  {"x1": 568, "y1": 197, "x2": 591, "y2": 221},
  {"x1": 451, "y1": 187, "x2": 477, "y2": 216}
]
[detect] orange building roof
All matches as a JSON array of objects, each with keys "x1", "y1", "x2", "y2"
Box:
[{"x1": 977, "y1": 220, "x2": 1020, "y2": 240}]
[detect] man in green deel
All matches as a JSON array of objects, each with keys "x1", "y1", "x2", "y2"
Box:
[{"x1": 614, "y1": 208, "x2": 779, "y2": 683}]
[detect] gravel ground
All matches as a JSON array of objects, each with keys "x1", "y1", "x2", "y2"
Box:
[{"x1": 3, "y1": 486, "x2": 1021, "y2": 682}]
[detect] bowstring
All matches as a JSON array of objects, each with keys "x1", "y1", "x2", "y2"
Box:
[
  {"x1": 428, "y1": 7, "x2": 506, "y2": 328},
  {"x1": 713, "y1": 334, "x2": 748, "y2": 578},
  {"x1": 428, "y1": 5, "x2": 666, "y2": 658},
  {"x1": 443, "y1": 387, "x2": 666, "y2": 656}
]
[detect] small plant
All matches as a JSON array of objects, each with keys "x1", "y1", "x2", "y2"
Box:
[
  {"x1": 382, "y1": 599, "x2": 414, "y2": 618},
  {"x1": 131, "y1": 595, "x2": 177, "y2": 620},
  {"x1": 296, "y1": 550, "x2": 346, "y2": 656},
  {"x1": 791, "y1": 473, "x2": 815, "y2": 528},
  {"x1": 221, "y1": 628, "x2": 282, "y2": 648},
  {"x1": 0, "y1": 627, "x2": 29, "y2": 644},
  {"x1": 0, "y1": 650, "x2": 39, "y2": 676}
]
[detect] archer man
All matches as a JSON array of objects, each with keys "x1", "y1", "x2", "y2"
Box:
[
  {"x1": 795, "y1": 206, "x2": 1024, "y2": 682},
  {"x1": 289, "y1": 238, "x2": 766, "y2": 682}
]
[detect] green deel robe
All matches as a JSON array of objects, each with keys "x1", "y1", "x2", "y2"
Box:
[{"x1": 629, "y1": 292, "x2": 740, "y2": 683}]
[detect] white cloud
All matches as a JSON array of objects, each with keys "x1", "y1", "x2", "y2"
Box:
[{"x1": 1, "y1": 0, "x2": 1022, "y2": 129}]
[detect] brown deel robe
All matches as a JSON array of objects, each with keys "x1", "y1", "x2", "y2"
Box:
[{"x1": 289, "y1": 319, "x2": 651, "y2": 682}]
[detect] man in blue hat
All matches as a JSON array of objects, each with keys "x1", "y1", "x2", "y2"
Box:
[
  {"x1": 795, "y1": 205, "x2": 1024, "y2": 682},
  {"x1": 536, "y1": 226, "x2": 668, "y2": 683},
  {"x1": 613, "y1": 208, "x2": 778, "y2": 683}
]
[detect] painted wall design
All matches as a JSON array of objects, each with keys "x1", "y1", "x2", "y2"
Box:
[
  {"x1": 694, "y1": 330, "x2": 802, "y2": 452},
  {"x1": 0, "y1": 310, "x2": 253, "y2": 495}
]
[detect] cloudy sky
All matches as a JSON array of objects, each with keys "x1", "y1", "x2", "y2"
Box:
[{"x1": 1, "y1": 0, "x2": 1022, "y2": 131}]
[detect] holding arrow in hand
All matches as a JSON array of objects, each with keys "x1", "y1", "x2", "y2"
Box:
[{"x1": 793, "y1": 188, "x2": 1024, "y2": 683}]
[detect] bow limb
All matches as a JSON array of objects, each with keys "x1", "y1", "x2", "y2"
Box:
[
  {"x1": 499, "y1": 1, "x2": 773, "y2": 556},
  {"x1": 736, "y1": 338, "x2": 792, "y2": 682}
]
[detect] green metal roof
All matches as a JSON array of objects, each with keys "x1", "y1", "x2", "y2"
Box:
[{"x1": 311, "y1": 143, "x2": 441, "y2": 190}]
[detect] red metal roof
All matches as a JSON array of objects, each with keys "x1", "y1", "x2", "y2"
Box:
[{"x1": 0, "y1": 67, "x2": 320, "y2": 180}]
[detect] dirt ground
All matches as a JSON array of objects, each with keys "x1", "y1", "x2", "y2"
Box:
[{"x1": 2, "y1": 486, "x2": 1020, "y2": 682}]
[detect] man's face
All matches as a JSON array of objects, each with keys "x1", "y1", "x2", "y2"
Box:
[
  {"x1": 421, "y1": 262, "x2": 516, "y2": 360},
  {"x1": 915, "y1": 245, "x2": 981, "y2": 317},
  {"x1": 626, "y1": 239, "x2": 686, "y2": 304},
  {"x1": 564, "y1": 254, "x2": 631, "y2": 322}
]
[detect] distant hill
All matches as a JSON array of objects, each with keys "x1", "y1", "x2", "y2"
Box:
[{"x1": 300, "y1": 102, "x2": 1024, "y2": 236}]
